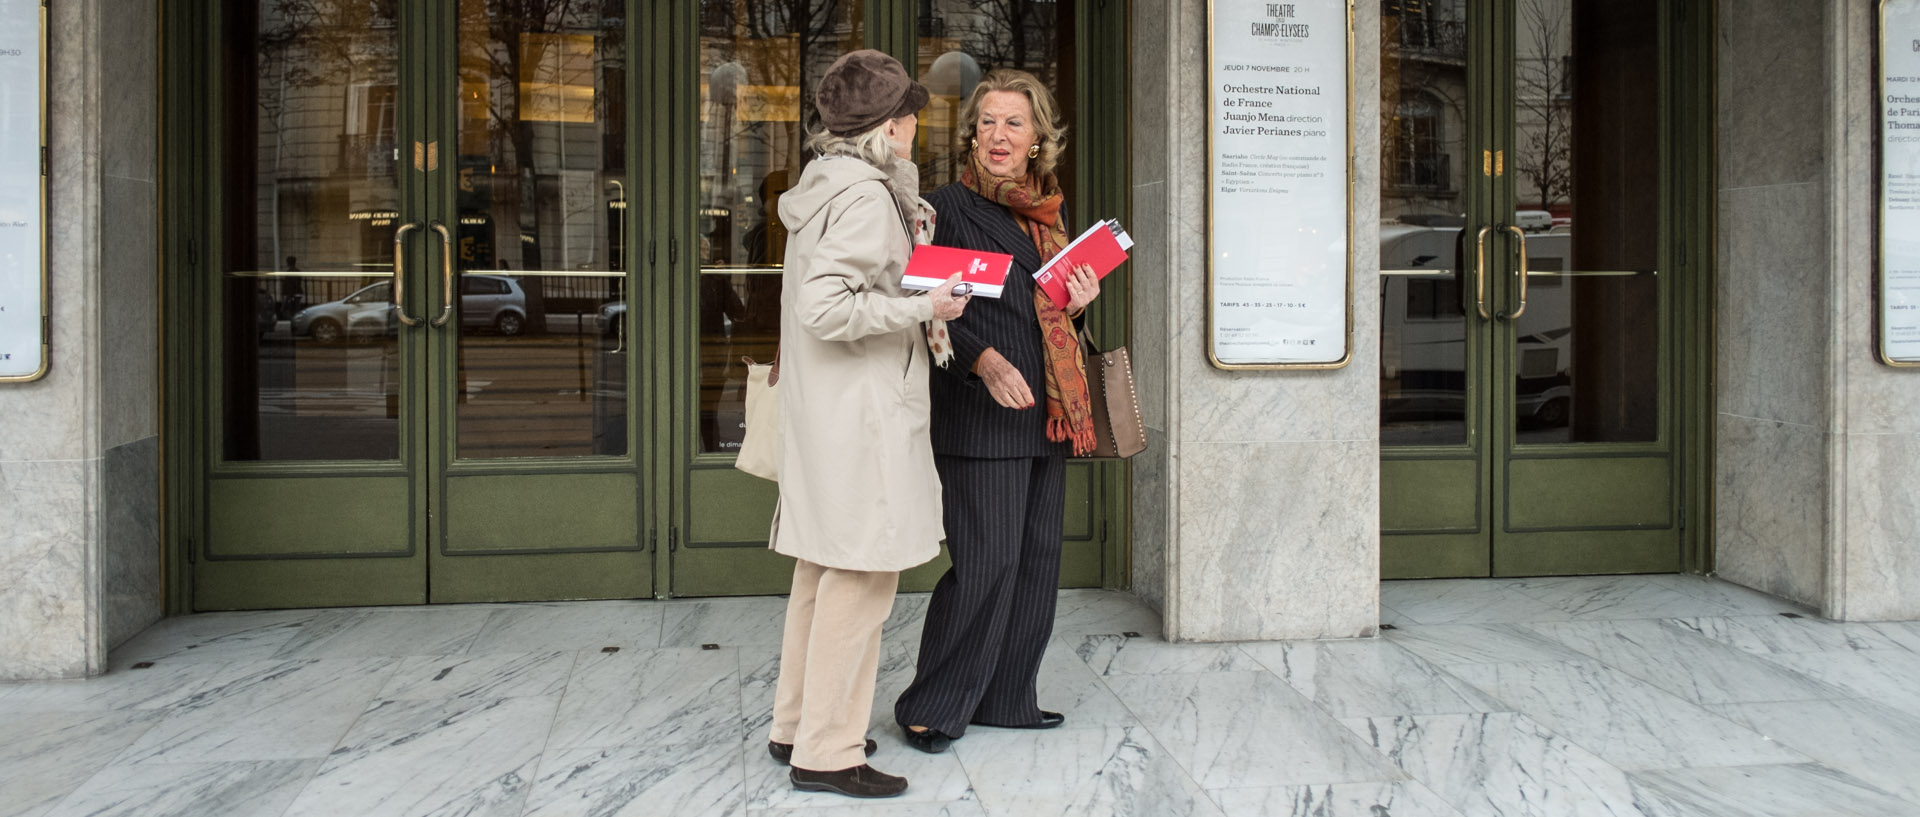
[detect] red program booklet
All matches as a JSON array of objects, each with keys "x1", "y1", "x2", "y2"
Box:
[
  {"x1": 902, "y1": 244, "x2": 1014, "y2": 298},
  {"x1": 1034, "y1": 219, "x2": 1134, "y2": 308}
]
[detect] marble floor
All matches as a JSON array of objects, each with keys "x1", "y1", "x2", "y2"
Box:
[{"x1": 5, "y1": 576, "x2": 1920, "y2": 817}]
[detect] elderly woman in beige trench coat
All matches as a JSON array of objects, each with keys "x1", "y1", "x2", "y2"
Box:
[{"x1": 762, "y1": 50, "x2": 971, "y2": 800}]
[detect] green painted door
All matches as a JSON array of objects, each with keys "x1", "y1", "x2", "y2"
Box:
[
  {"x1": 1379, "y1": 0, "x2": 1698, "y2": 578},
  {"x1": 665, "y1": 0, "x2": 1128, "y2": 596},
  {"x1": 184, "y1": 0, "x2": 1128, "y2": 608},
  {"x1": 194, "y1": 0, "x2": 648, "y2": 608}
]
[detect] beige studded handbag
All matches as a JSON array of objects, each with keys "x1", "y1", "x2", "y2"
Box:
[{"x1": 1078, "y1": 329, "x2": 1146, "y2": 459}]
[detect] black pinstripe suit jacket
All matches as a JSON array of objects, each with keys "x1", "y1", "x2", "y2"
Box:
[{"x1": 925, "y1": 182, "x2": 1072, "y2": 460}]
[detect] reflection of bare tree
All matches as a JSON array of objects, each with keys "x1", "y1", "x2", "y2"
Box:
[
  {"x1": 1515, "y1": 0, "x2": 1573, "y2": 211},
  {"x1": 933, "y1": 0, "x2": 1056, "y2": 83}
]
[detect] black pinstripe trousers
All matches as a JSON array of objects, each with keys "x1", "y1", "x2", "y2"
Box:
[{"x1": 894, "y1": 453, "x2": 1067, "y2": 737}]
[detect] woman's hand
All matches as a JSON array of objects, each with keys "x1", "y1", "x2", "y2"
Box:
[
  {"x1": 930, "y1": 273, "x2": 972, "y2": 321},
  {"x1": 1064, "y1": 263, "x2": 1101, "y2": 313},
  {"x1": 972, "y1": 348, "x2": 1034, "y2": 409}
]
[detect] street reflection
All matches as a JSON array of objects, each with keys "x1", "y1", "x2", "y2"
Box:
[{"x1": 1379, "y1": 0, "x2": 1659, "y2": 448}]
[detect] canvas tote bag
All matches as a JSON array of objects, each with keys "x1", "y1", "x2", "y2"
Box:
[{"x1": 735, "y1": 354, "x2": 780, "y2": 480}]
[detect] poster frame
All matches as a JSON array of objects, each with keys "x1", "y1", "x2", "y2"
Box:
[
  {"x1": 1204, "y1": 0, "x2": 1356, "y2": 370},
  {"x1": 1880, "y1": 0, "x2": 1920, "y2": 367},
  {"x1": 0, "y1": 2, "x2": 49, "y2": 383}
]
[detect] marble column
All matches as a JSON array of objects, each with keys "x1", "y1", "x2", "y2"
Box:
[
  {"x1": 0, "y1": 0, "x2": 161, "y2": 681},
  {"x1": 1712, "y1": 0, "x2": 1832, "y2": 611},
  {"x1": 1830, "y1": 0, "x2": 1920, "y2": 621},
  {"x1": 1130, "y1": 0, "x2": 1382, "y2": 641},
  {"x1": 1715, "y1": 0, "x2": 1920, "y2": 622}
]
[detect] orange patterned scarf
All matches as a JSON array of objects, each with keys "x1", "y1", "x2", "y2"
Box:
[{"x1": 961, "y1": 154, "x2": 1096, "y2": 455}]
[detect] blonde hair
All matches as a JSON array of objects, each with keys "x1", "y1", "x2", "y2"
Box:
[
  {"x1": 957, "y1": 69, "x2": 1067, "y2": 177},
  {"x1": 805, "y1": 119, "x2": 900, "y2": 170}
]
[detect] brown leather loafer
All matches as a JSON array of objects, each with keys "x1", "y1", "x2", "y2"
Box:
[
  {"x1": 767, "y1": 738, "x2": 877, "y2": 764},
  {"x1": 789, "y1": 764, "x2": 908, "y2": 798}
]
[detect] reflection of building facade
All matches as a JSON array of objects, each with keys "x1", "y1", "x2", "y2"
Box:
[
  {"x1": 6, "y1": 1, "x2": 1919, "y2": 682},
  {"x1": 1381, "y1": 0, "x2": 1468, "y2": 225}
]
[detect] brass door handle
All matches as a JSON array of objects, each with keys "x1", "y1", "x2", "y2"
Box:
[
  {"x1": 1472, "y1": 225, "x2": 1495, "y2": 320},
  {"x1": 429, "y1": 222, "x2": 455, "y2": 328},
  {"x1": 1504, "y1": 224, "x2": 1530, "y2": 320},
  {"x1": 393, "y1": 222, "x2": 425, "y2": 327}
]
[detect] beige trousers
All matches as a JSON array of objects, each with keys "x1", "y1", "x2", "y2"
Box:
[{"x1": 768, "y1": 558, "x2": 899, "y2": 772}]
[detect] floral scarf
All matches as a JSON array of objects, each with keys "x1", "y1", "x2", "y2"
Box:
[{"x1": 961, "y1": 153, "x2": 1096, "y2": 455}]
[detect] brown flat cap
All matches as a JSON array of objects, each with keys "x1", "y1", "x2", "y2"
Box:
[{"x1": 817, "y1": 50, "x2": 929, "y2": 137}]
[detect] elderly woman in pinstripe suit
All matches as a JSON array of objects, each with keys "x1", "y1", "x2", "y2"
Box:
[{"x1": 893, "y1": 69, "x2": 1103, "y2": 754}]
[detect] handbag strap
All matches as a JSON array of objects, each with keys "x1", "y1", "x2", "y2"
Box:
[
  {"x1": 742, "y1": 349, "x2": 781, "y2": 386},
  {"x1": 1079, "y1": 326, "x2": 1103, "y2": 357}
]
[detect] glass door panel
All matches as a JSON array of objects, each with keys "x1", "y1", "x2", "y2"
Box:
[
  {"x1": 199, "y1": 0, "x2": 424, "y2": 610},
  {"x1": 1381, "y1": 0, "x2": 1681, "y2": 579},
  {"x1": 1490, "y1": 0, "x2": 1674, "y2": 576},
  {"x1": 1503, "y1": 0, "x2": 1660, "y2": 447},
  {"x1": 221, "y1": 1, "x2": 405, "y2": 463},
  {"x1": 673, "y1": 0, "x2": 865, "y2": 596},
  {"x1": 906, "y1": 2, "x2": 1105, "y2": 592},
  {"x1": 431, "y1": 0, "x2": 648, "y2": 603},
  {"x1": 1379, "y1": 0, "x2": 1489, "y2": 577},
  {"x1": 694, "y1": 0, "x2": 862, "y2": 456},
  {"x1": 450, "y1": 3, "x2": 629, "y2": 460}
]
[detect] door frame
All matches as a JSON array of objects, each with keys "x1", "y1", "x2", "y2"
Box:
[
  {"x1": 662, "y1": 0, "x2": 1134, "y2": 598},
  {"x1": 1378, "y1": 0, "x2": 1716, "y2": 579},
  {"x1": 161, "y1": 0, "x2": 1135, "y2": 612}
]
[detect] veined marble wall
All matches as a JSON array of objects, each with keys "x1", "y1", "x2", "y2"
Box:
[
  {"x1": 1130, "y1": 0, "x2": 1381, "y2": 641},
  {"x1": 1832, "y1": 0, "x2": 1920, "y2": 621},
  {"x1": 1713, "y1": 0, "x2": 1831, "y2": 610},
  {"x1": 1, "y1": 0, "x2": 105, "y2": 681},
  {"x1": 99, "y1": 0, "x2": 163, "y2": 648},
  {"x1": 0, "y1": 0, "x2": 161, "y2": 681},
  {"x1": 1716, "y1": 0, "x2": 1920, "y2": 622}
]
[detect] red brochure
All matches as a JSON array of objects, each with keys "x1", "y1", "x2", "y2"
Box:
[
  {"x1": 903, "y1": 244, "x2": 1014, "y2": 298},
  {"x1": 1034, "y1": 219, "x2": 1134, "y2": 309}
]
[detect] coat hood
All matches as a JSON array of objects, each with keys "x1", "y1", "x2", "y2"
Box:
[{"x1": 778, "y1": 155, "x2": 895, "y2": 233}]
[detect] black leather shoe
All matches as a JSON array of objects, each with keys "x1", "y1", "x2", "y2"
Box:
[
  {"x1": 768, "y1": 738, "x2": 877, "y2": 765},
  {"x1": 789, "y1": 764, "x2": 908, "y2": 798},
  {"x1": 901, "y1": 725, "x2": 954, "y2": 754},
  {"x1": 971, "y1": 710, "x2": 1065, "y2": 730}
]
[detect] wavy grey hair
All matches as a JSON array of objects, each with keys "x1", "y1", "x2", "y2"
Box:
[{"x1": 805, "y1": 119, "x2": 901, "y2": 170}]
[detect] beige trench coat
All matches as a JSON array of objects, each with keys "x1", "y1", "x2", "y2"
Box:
[{"x1": 769, "y1": 155, "x2": 944, "y2": 573}]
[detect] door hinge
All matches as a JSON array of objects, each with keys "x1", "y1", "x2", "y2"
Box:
[
  {"x1": 41, "y1": 146, "x2": 48, "y2": 177},
  {"x1": 186, "y1": 238, "x2": 199, "y2": 269},
  {"x1": 648, "y1": 239, "x2": 656, "y2": 266},
  {"x1": 669, "y1": 237, "x2": 678, "y2": 266},
  {"x1": 1678, "y1": 505, "x2": 1686, "y2": 531},
  {"x1": 1482, "y1": 150, "x2": 1492, "y2": 176},
  {"x1": 668, "y1": 525, "x2": 679, "y2": 553}
]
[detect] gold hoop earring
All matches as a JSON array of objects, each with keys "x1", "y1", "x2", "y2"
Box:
[
  {"x1": 970, "y1": 138, "x2": 978, "y2": 149},
  {"x1": 1027, "y1": 144, "x2": 1040, "y2": 158}
]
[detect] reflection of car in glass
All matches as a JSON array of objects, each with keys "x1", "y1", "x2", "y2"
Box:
[
  {"x1": 459, "y1": 274, "x2": 527, "y2": 336},
  {"x1": 597, "y1": 300, "x2": 625, "y2": 337},
  {"x1": 290, "y1": 282, "x2": 398, "y2": 344},
  {"x1": 1379, "y1": 222, "x2": 1574, "y2": 428},
  {"x1": 291, "y1": 275, "x2": 529, "y2": 344}
]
